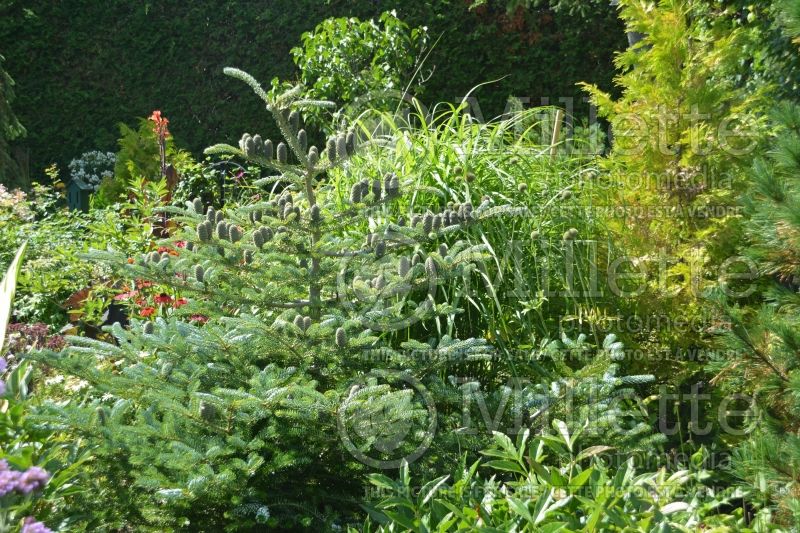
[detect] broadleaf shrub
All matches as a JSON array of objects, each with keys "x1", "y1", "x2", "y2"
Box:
[{"x1": 287, "y1": 10, "x2": 428, "y2": 133}]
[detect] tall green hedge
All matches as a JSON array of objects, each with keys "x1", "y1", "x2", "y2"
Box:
[{"x1": 0, "y1": 0, "x2": 625, "y2": 179}]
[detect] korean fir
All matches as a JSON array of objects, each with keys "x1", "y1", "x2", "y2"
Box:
[{"x1": 30, "y1": 69, "x2": 500, "y2": 531}]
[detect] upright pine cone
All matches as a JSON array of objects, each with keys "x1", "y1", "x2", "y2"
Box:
[{"x1": 335, "y1": 327, "x2": 347, "y2": 348}]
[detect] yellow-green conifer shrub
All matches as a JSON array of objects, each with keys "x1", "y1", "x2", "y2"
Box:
[{"x1": 581, "y1": 0, "x2": 770, "y2": 366}]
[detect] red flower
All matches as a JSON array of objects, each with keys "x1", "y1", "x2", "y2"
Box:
[
  {"x1": 173, "y1": 298, "x2": 189, "y2": 308},
  {"x1": 149, "y1": 110, "x2": 170, "y2": 139},
  {"x1": 154, "y1": 293, "x2": 173, "y2": 304},
  {"x1": 139, "y1": 307, "x2": 156, "y2": 318},
  {"x1": 136, "y1": 279, "x2": 154, "y2": 289},
  {"x1": 114, "y1": 290, "x2": 139, "y2": 301},
  {"x1": 175, "y1": 240, "x2": 187, "y2": 248},
  {"x1": 189, "y1": 314, "x2": 208, "y2": 324},
  {"x1": 157, "y1": 246, "x2": 179, "y2": 256}
]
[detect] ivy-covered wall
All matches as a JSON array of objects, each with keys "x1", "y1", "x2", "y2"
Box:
[{"x1": 0, "y1": 0, "x2": 625, "y2": 177}]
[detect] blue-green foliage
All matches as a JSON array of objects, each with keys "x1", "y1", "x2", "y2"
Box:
[{"x1": 30, "y1": 70, "x2": 503, "y2": 530}]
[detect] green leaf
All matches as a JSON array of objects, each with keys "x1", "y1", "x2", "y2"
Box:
[
  {"x1": 368, "y1": 473, "x2": 398, "y2": 491},
  {"x1": 400, "y1": 459, "x2": 410, "y2": 488},
  {"x1": 419, "y1": 475, "x2": 450, "y2": 507},
  {"x1": 483, "y1": 460, "x2": 526, "y2": 475},
  {"x1": 436, "y1": 499, "x2": 470, "y2": 521},
  {"x1": 436, "y1": 513, "x2": 458, "y2": 532},
  {"x1": 515, "y1": 427, "x2": 530, "y2": 462},
  {"x1": 553, "y1": 419, "x2": 572, "y2": 452},
  {"x1": 0, "y1": 241, "x2": 27, "y2": 353},
  {"x1": 464, "y1": 458, "x2": 481, "y2": 485},
  {"x1": 380, "y1": 496, "x2": 416, "y2": 510},
  {"x1": 531, "y1": 488, "x2": 554, "y2": 524},
  {"x1": 383, "y1": 511, "x2": 417, "y2": 531},
  {"x1": 569, "y1": 467, "x2": 593, "y2": 490},
  {"x1": 491, "y1": 430, "x2": 518, "y2": 458},
  {"x1": 5, "y1": 360, "x2": 32, "y2": 398},
  {"x1": 576, "y1": 446, "x2": 614, "y2": 462},
  {"x1": 584, "y1": 490, "x2": 609, "y2": 531},
  {"x1": 660, "y1": 501, "x2": 689, "y2": 514},
  {"x1": 528, "y1": 458, "x2": 551, "y2": 481},
  {"x1": 539, "y1": 435, "x2": 568, "y2": 455},
  {"x1": 507, "y1": 496, "x2": 535, "y2": 524},
  {"x1": 549, "y1": 468, "x2": 566, "y2": 488},
  {"x1": 361, "y1": 505, "x2": 391, "y2": 526},
  {"x1": 539, "y1": 522, "x2": 568, "y2": 533}
]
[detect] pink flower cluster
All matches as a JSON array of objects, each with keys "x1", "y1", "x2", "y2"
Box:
[
  {"x1": 0, "y1": 184, "x2": 32, "y2": 221},
  {"x1": 0, "y1": 460, "x2": 50, "y2": 496}
]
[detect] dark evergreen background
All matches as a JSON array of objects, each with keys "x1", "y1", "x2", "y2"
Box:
[{"x1": 0, "y1": 0, "x2": 625, "y2": 177}]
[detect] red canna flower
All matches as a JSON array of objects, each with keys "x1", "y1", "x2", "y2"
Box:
[
  {"x1": 149, "y1": 110, "x2": 170, "y2": 139},
  {"x1": 139, "y1": 307, "x2": 156, "y2": 318},
  {"x1": 150, "y1": 109, "x2": 170, "y2": 181}
]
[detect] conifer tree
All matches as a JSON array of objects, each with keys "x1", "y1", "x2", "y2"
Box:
[
  {"x1": 0, "y1": 53, "x2": 25, "y2": 187},
  {"x1": 708, "y1": 3, "x2": 800, "y2": 526},
  {"x1": 31, "y1": 69, "x2": 500, "y2": 530},
  {"x1": 712, "y1": 99, "x2": 800, "y2": 529},
  {"x1": 582, "y1": 0, "x2": 767, "y2": 276}
]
